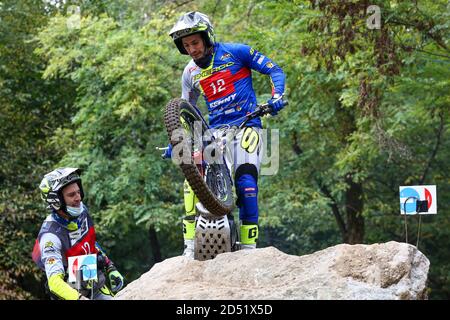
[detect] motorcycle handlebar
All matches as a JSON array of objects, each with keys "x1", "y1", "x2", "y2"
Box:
[{"x1": 239, "y1": 100, "x2": 289, "y2": 128}]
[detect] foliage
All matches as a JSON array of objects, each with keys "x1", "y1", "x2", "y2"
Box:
[
  {"x1": 34, "y1": 5, "x2": 188, "y2": 276},
  {"x1": 0, "y1": 0, "x2": 76, "y2": 299},
  {"x1": 1, "y1": 0, "x2": 449, "y2": 299}
]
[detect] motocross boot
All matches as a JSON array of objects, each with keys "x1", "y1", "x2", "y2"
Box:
[
  {"x1": 182, "y1": 216, "x2": 196, "y2": 259},
  {"x1": 182, "y1": 179, "x2": 198, "y2": 259},
  {"x1": 240, "y1": 223, "x2": 258, "y2": 250}
]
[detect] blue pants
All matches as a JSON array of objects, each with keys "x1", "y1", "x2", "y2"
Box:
[{"x1": 236, "y1": 173, "x2": 258, "y2": 224}]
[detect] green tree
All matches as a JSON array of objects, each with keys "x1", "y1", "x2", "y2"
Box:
[
  {"x1": 0, "y1": 0, "x2": 77, "y2": 299},
  {"x1": 2, "y1": 0, "x2": 449, "y2": 299},
  {"x1": 236, "y1": 0, "x2": 450, "y2": 297},
  {"x1": 34, "y1": 4, "x2": 193, "y2": 281}
]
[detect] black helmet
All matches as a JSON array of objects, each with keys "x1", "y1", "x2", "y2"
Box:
[
  {"x1": 39, "y1": 167, "x2": 84, "y2": 212},
  {"x1": 169, "y1": 11, "x2": 215, "y2": 55}
]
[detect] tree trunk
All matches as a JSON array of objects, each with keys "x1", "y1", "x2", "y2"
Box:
[
  {"x1": 344, "y1": 175, "x2": 364, "y2": 244},
  {"x1": 148, "y1": 225, "x2": 162, "y2": 263}
]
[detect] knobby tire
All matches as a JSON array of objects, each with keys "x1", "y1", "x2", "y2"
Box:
[{"x1": 164, "y1": 98, "x2": 234, "y2": 217}]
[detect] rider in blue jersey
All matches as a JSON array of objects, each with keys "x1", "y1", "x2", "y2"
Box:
[{"x1": 168, "y1": 12, "x2": 286, "y2": 257}]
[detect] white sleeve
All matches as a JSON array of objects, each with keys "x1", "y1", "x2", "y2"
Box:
[
  {"x1": 181, "y1": 65, "x2": 200, "y2": 106},
  {"x1": 39, "y1": 233, "x2": 65, "y2": 278}
]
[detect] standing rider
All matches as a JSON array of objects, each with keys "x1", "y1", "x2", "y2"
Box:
[
  {"x1": 167, "y1": 12, "x2": 286, "y2": 258},
  {"x1": 32, "y1": 167, "x2": 124, "y2": 300}
]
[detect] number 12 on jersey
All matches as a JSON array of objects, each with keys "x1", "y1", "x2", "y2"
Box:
[{"x1": 210, "y1": 79, "x2": 226, "y2": 95}]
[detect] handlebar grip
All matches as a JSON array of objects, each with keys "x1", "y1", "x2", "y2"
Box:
[
  {"x1": 260, "y1": 99, "x2": 289, "y2": 109},
  {"x1": 263, "y1": 100, "x2": 288, "y2": 112},
  {"x1": 248, "y1": 99, "x2": 290, "y2": 121}
]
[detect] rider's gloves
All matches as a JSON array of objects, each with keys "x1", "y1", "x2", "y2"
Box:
[
  {"x1": 162, "y1": 143, "x2": 172, "y2": 159},
  {"x1": 106, "y1": 265, "x2": 124, "y2": 293},
  {"x1": 267, "y1": 93, "x2": 284, "y2": 116}
]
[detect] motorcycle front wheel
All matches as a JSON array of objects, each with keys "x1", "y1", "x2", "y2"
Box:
[{"x1": 164, "y1": 98, "x2": 234, "y2": 217}]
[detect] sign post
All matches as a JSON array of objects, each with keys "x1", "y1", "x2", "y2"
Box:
[{"x1": 399, "y1": 185, "x2": 437, "y2": 248}]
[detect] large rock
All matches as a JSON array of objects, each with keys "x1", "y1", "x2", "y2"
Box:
[{"x1": 115, "y1": 241, "x2": 429, "y2": 300}]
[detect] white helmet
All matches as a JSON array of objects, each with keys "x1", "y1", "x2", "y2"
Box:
[
  {"x1": 39, "y1": 167, "x2": 84, "y2": 214},
  {"x1": 169, "y1": 11, "x2": 215, "y2": 55}
]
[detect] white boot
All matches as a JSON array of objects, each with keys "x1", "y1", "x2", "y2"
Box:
[
  {"x1": 240, "y1": 243, "x2": 256, "y2": 250},
  {"x1": 182, "y1": 239, "x2": 195, "y2": 259}
]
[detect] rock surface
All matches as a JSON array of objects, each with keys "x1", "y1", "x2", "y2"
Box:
[{"x1": 115, "y1": 241, "x2": 429, "y2": 300}]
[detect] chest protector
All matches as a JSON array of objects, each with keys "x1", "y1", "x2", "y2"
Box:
[{"x1": 32, "y1": 209, "x2": 98, "y2": 270}]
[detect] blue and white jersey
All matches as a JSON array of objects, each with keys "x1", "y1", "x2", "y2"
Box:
[{"x1": 181, "y1": 42, "x2": 285, "y2": 128}]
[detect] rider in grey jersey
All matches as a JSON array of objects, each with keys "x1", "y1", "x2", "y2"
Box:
[{"x1": 32, "y1": 168, "x2": 124, "y2": 300}]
